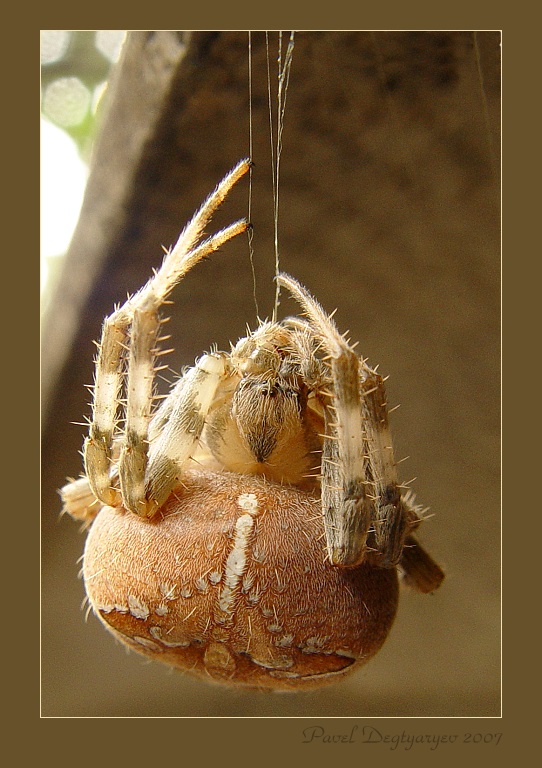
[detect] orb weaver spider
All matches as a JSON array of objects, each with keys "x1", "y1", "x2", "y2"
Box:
[{"x1": 61, "y1": 158, "x2": 443, "y2": 690}]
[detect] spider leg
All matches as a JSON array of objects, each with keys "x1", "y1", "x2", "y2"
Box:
[
  {"x1": 83, "y1": 312, "x2": 127, "y2": 507},
  {"x1": 398, "y1": 533, "x2": 445, "y2": 593},
  {"x1": 59, "y1": 475, "x2": 101, "y2": 523},
  {"x1": 278, "y1": 273, "x2": 372, "y2": 567},
  {"x1": 83, "y1": 159, "x2": 250, "y2": 514},
  {"x1": 358, "y1": 363, "x2": 414, "y2": 566},
  {"x1": 139, "y1": 352, "x2": 229, "y2": 516}
]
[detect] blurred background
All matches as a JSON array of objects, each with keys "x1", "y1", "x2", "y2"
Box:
[{"x1": 41, "y1": 30, "x2": 500, "y2": 717}]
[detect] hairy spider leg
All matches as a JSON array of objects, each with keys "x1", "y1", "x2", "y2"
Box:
[
  {"x1": 84, "y1": 159, "x2": 250, "y2": 515},
  {"x1": 140, "y1": 352, "x2": 229, "y2": 516},
  {"x1": 358, "y1": 367, "x2": 413, "y2": 566},
  {"x1": 277, "y1": 273, "x2": 372, "y2": 567},
  {"x1": 278, "y1": 274, "x2": 444, "y2": 590}
]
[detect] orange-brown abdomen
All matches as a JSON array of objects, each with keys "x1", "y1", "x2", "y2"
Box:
[{"x1": 83, "y1": 469, "x2": 399, "y2": 690}]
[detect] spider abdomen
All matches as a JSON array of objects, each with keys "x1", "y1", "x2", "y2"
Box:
[{"x1": 83, "y1": 469, "x2": 399, "y2": 690}]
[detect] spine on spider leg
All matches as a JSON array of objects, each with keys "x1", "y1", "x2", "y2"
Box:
[
  {"x1": 84, "y1": 314, "x2": 126, "y2": 507},
  {"x1": 359, "y1": 368, "x2": 413, "y2": 567}
]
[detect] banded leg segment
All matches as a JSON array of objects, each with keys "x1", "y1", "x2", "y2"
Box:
[
  {"x1": 359, "y1": 366, "x2": 414, "y2": 566},
  {"x1": 83, "y1": 312, "x2": 128, "y2": 507},
  {"x1": 143, "y1": 353, "x2": 228, "y2": 515},
  {"x1": 278, "y1": 273, "x2": 372, "y2": 567},
  {"x1": 118, "y1": 306, "x2": 161, "y2": 514}
]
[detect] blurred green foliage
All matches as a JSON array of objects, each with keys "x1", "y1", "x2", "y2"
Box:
[{"x1": 41, "y1": 31, "x2": 125, "y2": 159}]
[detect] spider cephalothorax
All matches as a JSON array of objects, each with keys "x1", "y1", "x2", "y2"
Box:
[{"x1": 61, "y1": 159, "x2": 443, "y2": 690}]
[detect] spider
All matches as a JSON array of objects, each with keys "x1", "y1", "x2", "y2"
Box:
[{"x1": 61, "y1": 158, "x2": 444, "y2": 690}]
